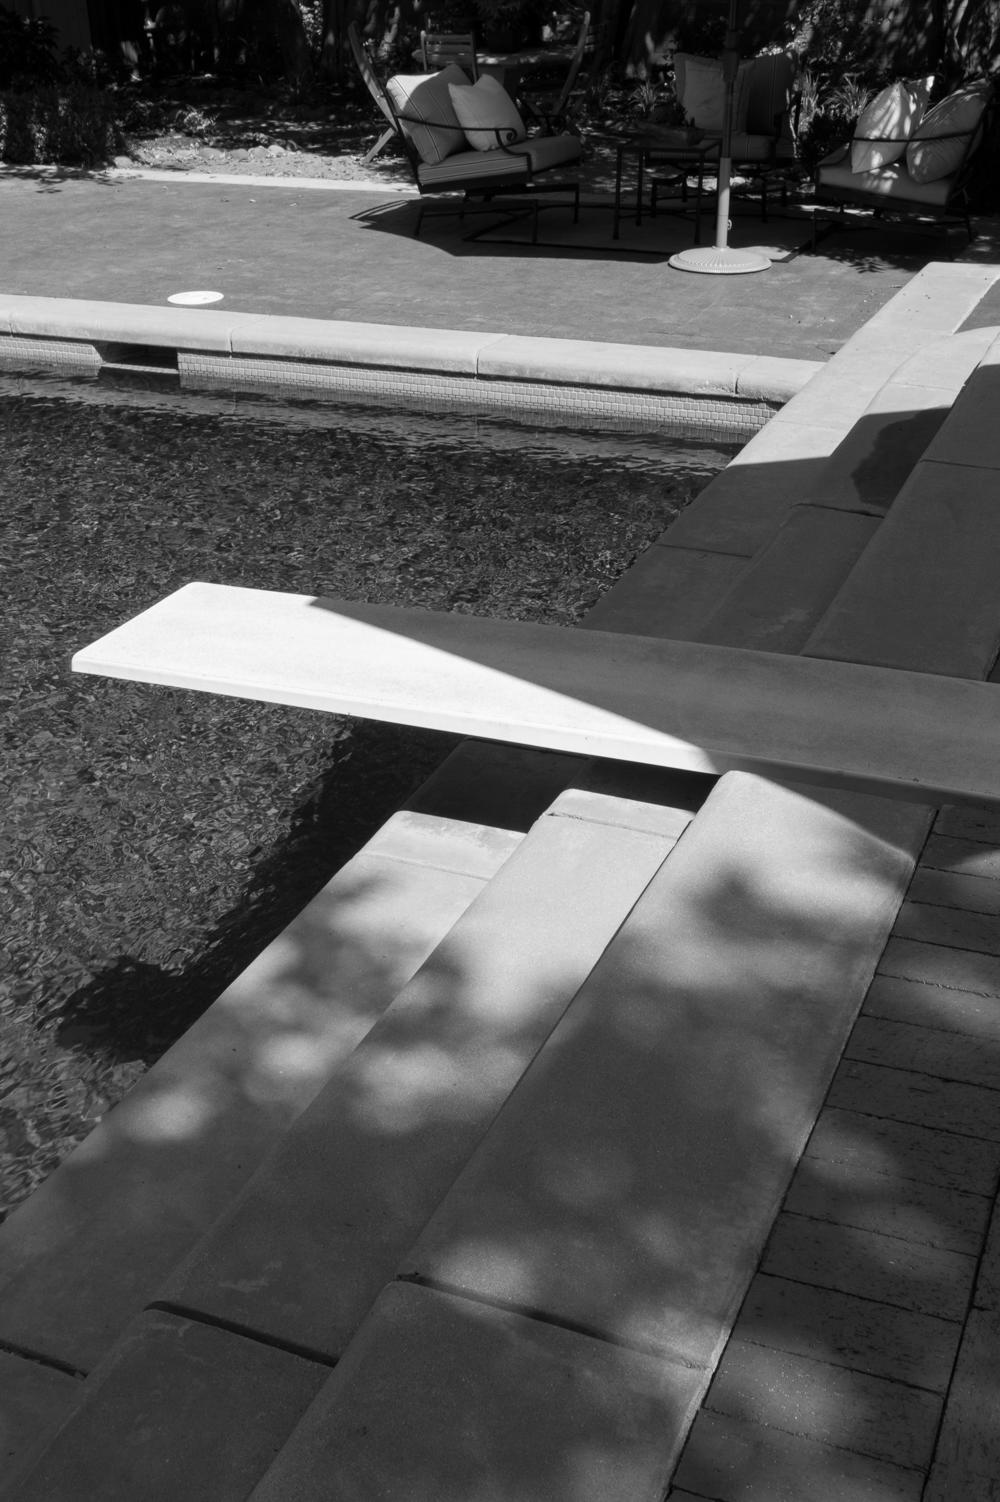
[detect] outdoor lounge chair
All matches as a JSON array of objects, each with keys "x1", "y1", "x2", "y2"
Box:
[
  {"x1": 357, "y1": 49, "x2": 582, "y2": 242},
  {"x1": 348, "y1": 22, "x2": 401, "y2": 165},
  {"x1": 517, "y1": 11, "x2": 591, "y2": 135},
  {"x1": 811, "y1": 79, "x2": 992, "y2": 254}
]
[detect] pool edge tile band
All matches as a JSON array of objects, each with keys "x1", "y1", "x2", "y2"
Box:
[{"x1": 0, "y1": 294, "x2": 822, "y2": 411}]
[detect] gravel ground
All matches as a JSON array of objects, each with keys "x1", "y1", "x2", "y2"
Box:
[
  {"x1": 122, "y1": 129, "x2": 625, "y2": 195},
  {"x1": 115, "y1": 81, "x2": 658, "y2": 197}
]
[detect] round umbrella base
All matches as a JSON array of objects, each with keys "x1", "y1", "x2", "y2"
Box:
[{"x1": 669, "y1": 244, "x2": 771, "y2": 275}]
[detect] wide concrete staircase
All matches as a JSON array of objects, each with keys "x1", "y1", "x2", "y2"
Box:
[
  {"x1": 5, "y1": 262, "x2": 1000, "y2": 1499},
  {"x1": 0, "y1": 753, "x2": 928, "y2": 1500}
]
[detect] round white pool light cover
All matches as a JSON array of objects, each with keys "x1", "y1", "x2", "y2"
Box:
[{"x1": 167, "y1": 290, "x2": 225, "y2": 306}]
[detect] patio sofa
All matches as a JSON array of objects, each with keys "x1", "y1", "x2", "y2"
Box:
[{"x1": 812, "y1": 77, "x2": 993, "y2": 251}]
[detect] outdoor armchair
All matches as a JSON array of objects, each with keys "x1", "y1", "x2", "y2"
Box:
[
  {"x1": 674, "y1": 49, "x2": 797, "y2": 219},
  {"x1": 517, "y1": 11, "x2": 591, "y2": 135},
  {"x1": 419, "y1": 31, "x2": 479, "y2": 79},
  {"x1": 369, "y1": 61, "x2": 582, "y2": 241},
  {"x1": 347, "y1": 22, "x2": 400, "y2": 164}
]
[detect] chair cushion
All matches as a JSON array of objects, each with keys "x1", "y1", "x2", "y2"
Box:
[
  {"x1": 386, "y1": 65, "x2": 470, "y2": 165},
  {"x1": 415, "y1": 132, "x2": 581, "y2": 190},
  {"x1": 744, "y1": 51, "x2": 795, "y2": 135},
  {"x1": 906, "y1": 83, "x2": 990, "y2": 184},
  {"x1": 850, "y1": 78, "x2": 931, "y2": 173},
  {"x1": 448, "y1": 74, "x2": 526, "y2": 151},
  {"x1": 676, "y1": 51, "x2": 785, "y2": 139},
  {"x1": 818, "y1": 149, "x2": 956, "y2": 207},
  {"x1": 503, "y1": 132, "x2": 583, "y2": 172},
  {"x1": 417, "y1": 145, "x2": 530, "y2": 188},
  {"x1": 674, "y1": 53, "x2": 726, "y2": 132}
]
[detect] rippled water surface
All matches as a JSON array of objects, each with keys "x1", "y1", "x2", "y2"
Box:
[{"x1": 0, "y1": 373, "x2": 739, "y2": 1215}]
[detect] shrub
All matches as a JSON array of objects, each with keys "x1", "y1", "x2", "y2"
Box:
[{"x1": 0, "y1": 85, "x2": 123, "y2": 165}]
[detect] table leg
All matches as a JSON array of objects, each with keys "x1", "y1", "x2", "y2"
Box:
[
  {"x1": 636, "y1": 150, "x2": 645, "y2": 226},
  {"x1": 613, "y1": 148, "x2": 624, "y2": 240}
]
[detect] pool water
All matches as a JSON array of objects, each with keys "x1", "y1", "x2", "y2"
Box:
[{"x1": 0, "y1": 374, "x2": 739, "y2": 1218}]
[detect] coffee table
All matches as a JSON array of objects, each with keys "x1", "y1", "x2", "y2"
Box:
[{"x1": 613, "y1": 132, "x2": 721, "y2": 243}]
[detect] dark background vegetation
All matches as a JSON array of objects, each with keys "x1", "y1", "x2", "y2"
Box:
[{"x1": 1, "y1": 0, "x2": 998, "y2": 188}]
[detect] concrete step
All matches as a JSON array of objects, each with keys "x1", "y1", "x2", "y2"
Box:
[
  {"x1": 1, "y1": 765, "x2": 707, "y2": 1501},
  {"x1": 582, "y1": 541, "x2": 748, "y2": 640},
  {"x1": 0, "y1": 1353, "x2": 82, "y2": 1498},
  {"x1": 209, "y1": 770, "x2": 930, "y2": 1501},
  {"x1": 677, "y1": 328, "x2": 999, "y2": 657},
  {"x1": 71, "y1": 581, "x2": 1000, "y2": 805},
  {"x1": 153, "y1": 782, "x2": 693, "y2": 1360},
  {"x1": 625, "y1": 266, "x2": 1000, "y2": 645},
  {"x1": 0, "y1": 782, "x2": 930, "y2": 1498},
  {"x1": 801, "y1": 326, "x2": 997, "y2": 518},
  {"x1": 248, "y1": 1281, "x2": 703, "y2": 1502},
  {"x1": 5, "y1": 1310, "x2": 331, "y2": 1502},
  {"x1": 693, "y1": 505, "x2": 880, "y2": 654},
  {"x1": 398, "y1": 773, "x2": 929, "y2": 1373},
  {"x1": 804, "y1": 455, "x2": 1000, "y2": 679},
  {"x1": 800, "y1": 332, "x2": 1000, "y2": 679},
  {"x1": 0, "y1": 810, "x2": 522, "y2": 1376},
  {"x1": 921, "y1": 340, "x2": 1000, "y2": 475}
]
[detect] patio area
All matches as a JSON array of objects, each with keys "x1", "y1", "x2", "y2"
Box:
[{"x1": 4, "y1": 150, "x2": 997, "y2": 360}]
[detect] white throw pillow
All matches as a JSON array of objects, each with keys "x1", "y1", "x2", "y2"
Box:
[
  {"x1": 850, "y1": 78, "x2": 931, "y2": 174},
  {"x1": 448, "y1": 74, "x2": 526, "y2": 151},
  {"x1": 906, "y1": 83, "x2": 989, "y2": 184},
  {"x1": 675, "y1": 53, "x2": 754, "y2": 136},
  {"x1": 386, "y1": 64, "x2": 470, "y2": 165},
  {"x1": 674, "y1": 53, "x2": 726, "y2": 132}
]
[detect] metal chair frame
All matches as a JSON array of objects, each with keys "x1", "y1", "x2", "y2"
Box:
[
  {"x1": 347, "y1": 23, "x2": 400, "y2": 165},
  {"x1": 418, "y1": 31, "x2": 479, "y2": 79},
  {"x1": 518, "y1": 11, "x2": 591, "y2": 135}
]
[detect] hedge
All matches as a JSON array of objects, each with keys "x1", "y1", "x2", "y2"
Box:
[{"x1": 0, "y1": 85, "x2": 123, "y2": 165}]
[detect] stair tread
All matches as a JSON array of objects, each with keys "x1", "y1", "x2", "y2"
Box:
[{"x1": 0, "y1": 812, "x2": 517, "y2": 1373}]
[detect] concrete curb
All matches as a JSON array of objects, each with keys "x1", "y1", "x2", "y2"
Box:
[
  {"x1": 0, "y1": 292, "x2": 821, "y2": 435},
  {"x1": 0, "y1": 163, "x2": 415, "y2": 193}
]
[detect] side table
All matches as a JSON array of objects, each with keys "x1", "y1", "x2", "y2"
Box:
[{"x1": 612, "y1": 132, "x2": 721, "y2": 244}]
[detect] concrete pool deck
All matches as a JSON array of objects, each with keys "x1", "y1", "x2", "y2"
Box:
[
  {"x1": 3, "y1": 186, "x2": 1000, "y2": 1498},
  {"x1": 2, "y1": 162, "x2": 997, "y2": 362}
]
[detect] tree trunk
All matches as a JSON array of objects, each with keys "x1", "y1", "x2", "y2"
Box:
[{"x1": 273, "y1": 0, "x2": 313, "y2": 83}]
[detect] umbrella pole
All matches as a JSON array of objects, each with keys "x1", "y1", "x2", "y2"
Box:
[{"x1": 670, "y1": 0, "x2": 769, "y2": 275}]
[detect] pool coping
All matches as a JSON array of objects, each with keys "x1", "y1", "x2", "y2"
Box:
[{"x1": 0, "y1": 292, "x2": 820, "y2": 439}]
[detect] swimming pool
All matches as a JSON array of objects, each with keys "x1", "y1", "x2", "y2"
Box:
[{"x1": 1, "y1": 373, "x2": 740, "y2": 1217}]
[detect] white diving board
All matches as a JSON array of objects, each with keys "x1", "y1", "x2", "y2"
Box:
[{"x1": 71, "y1": 581, "x2": 1000, "y2": 807}]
